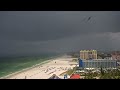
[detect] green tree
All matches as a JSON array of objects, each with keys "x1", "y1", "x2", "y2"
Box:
[{"x1": 100, "y1": 66, "x2": 104, "y2": 76}]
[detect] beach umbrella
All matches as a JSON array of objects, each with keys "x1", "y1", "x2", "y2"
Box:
[{"x1": 48, "y1": 74, "x2": 61, "y2": 79}]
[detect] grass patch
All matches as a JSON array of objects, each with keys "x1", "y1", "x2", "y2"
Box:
[{"x1": 60, "y1": 67, "x2": 77, "y2": 76}]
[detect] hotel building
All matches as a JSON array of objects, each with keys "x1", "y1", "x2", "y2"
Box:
[{"x1": 80, "y1": 50, "x2": 97, "y2": 60}]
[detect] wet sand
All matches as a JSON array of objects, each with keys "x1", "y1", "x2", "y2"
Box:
[{"x1": 1, "y1": 56, "x2": 77, "y2": 79}]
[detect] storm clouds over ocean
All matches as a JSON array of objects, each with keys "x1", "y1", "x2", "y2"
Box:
[{"x1": 0, "y1": 11, "x2": 120, "y2": 56}]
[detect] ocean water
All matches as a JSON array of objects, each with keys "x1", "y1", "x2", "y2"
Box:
[{"x1": 0, "y1": 53, "x2": 60, "y2": 77}]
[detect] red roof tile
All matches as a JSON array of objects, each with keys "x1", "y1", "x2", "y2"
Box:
[{"x1": 70, "y1": 74, "x2": 80, "y2": 79}]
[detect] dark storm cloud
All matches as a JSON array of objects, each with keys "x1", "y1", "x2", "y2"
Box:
[
  {"x1": 0, "y1": 11, "x2": 120, "y2": 56},
  {"x1": 0, "y1": 11, "x2": 120, "y2": 41}
]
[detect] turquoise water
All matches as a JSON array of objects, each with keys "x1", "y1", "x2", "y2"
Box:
[{"x1": 0, "y1": 54, "x2": 60, "y2": 77}]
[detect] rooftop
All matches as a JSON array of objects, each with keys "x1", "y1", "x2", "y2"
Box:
[
  {"x1": 80, "y1": 50, "x2": 97, "y2": 52},
  {"x1": 70, "y1": 74, "x2": 80, "y2": 79}
]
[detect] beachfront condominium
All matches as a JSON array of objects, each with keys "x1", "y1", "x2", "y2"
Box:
[
  {"x1": 80, "y1": 50, "x2": 97, "y2": 60},
  {"x1": 79, "y1": 59, "x2": 117, "y2": 69}
]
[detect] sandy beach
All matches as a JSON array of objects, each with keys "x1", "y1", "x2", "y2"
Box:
[{"x1": 0, "y1": 55, "x2": 77, "y2": 79}]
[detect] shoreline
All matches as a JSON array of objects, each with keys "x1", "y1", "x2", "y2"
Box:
[
  {"x1": 0, "y1": 58, "x2": 54, "y2": 79},
  {"x1": 1, "y1": 55, "x2": 76, "y2": 79}
]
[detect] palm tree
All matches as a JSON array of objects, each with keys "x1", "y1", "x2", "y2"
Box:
[{"x1": 100, "y1": 66, "x2": 104, "y2": 76}]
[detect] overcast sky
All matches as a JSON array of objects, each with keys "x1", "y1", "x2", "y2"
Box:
[{"x1": 0, "y1": 11, "x2": 120, "y2": 56}]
